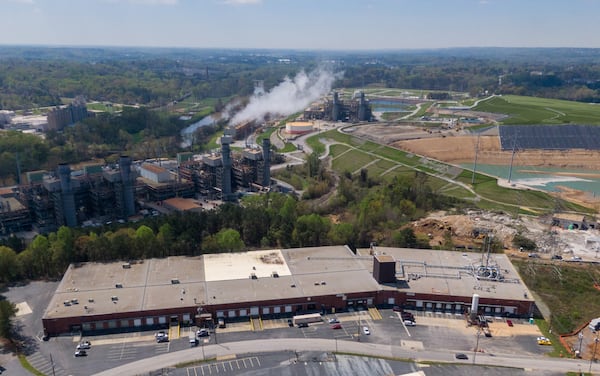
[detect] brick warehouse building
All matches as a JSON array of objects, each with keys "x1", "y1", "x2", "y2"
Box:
[{"x1": 42, "y1": 246, "x2": 535, "y2": 336}]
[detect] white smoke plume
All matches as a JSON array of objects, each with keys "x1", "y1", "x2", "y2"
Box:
[{"x1": 230, "y1": 67, "x2": 340, "y2": 126}]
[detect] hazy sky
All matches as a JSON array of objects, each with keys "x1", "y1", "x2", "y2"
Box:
[{"x1": 1, "y1": 0, "x2": 599, "y2": 50}]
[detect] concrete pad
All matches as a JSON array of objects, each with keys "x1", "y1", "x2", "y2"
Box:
[{"x1": 14, "y1": 302, "x2": 32, "y2": 316}]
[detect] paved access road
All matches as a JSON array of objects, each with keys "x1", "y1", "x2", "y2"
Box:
[{"x1": 92, "y1": 337, "x2": 589, "y2": 376}]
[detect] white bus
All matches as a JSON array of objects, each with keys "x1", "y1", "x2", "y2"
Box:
[{"x1": 292, "y1": 313, "x2": 322, "y2": 326}]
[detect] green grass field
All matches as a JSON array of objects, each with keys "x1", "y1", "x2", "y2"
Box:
[
  {"x1": 307, "y1": 128, "x2": 589, "y2": 214},
  {"x1": 474, "y1": 95, "x2": 600, "y2": 125}
]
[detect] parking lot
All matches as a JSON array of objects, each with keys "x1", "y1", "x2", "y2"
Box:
[{"x1": 4, "y1": 281, "x2": 553, "y2": 375}]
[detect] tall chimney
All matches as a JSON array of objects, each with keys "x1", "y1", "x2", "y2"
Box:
[
  {"x1": 262, "y1": 138, "x2": 271, "y2": 188},
  {"x1": 58, "y1": 163, "x2": 77, "y2": 227},
  {"x1": 119, "y1": 156, "x2": 135, "y2": 217}
]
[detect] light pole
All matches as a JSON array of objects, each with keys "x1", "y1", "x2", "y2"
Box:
[
  {"x1": 579, "y1": 332, "x2": 584, "y2": 358},
  {"x1": 590, "y1": 335, "x2": 600, "y2": 374},
  {"x1": 473, "y1": 327, "x2": 481, "y2": 364}
]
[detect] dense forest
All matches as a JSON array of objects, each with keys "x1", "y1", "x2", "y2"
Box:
[{"x1": 3, "y1": 47, "x2": 600, "y2": 109}]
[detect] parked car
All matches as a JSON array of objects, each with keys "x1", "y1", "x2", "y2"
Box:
[
  {"x1": 537, "y1": 336, "x2": 552, "y2": 345},
  {"x1": 363, "y1": 326, "x2": 370, "y2": 335},
  {"x1": 551, "y1": 255, "x2": 563, "y2": 260},
  {"x1": 197, "y1": 329, "x2": 209, "y2": 337},
  {"x1": 76, "y1": 342, "x2": 91, "y2": 350},
  {"x1": 404, "y1": 320, "x2": 416, "y2": 326},
  {"x1": 287, "y1": 319, "x2": 294, "y2": 327},
  {"x1": 155, "y1": 331, "x2": 169, "y2": 342},
  {"x1": 74, "y1": 350, "x2": 87, "y2": 357},
  {"x1": 506, "y1": 319, "x2": 514, "y2": 327},
  {"x1": 455, "y1": 353, "x2": 468, "y2": 360},
  {"x1": 297, "y1": 323, "x2": 309, "y2": 328},
  {"x1": 331, "y1": 323, "x2": 342, "y2": 329},
  {"x1": 392, "y1": 306, "x2": 402, "y2": 312},
  {"x1": 328, "y1": 318, "x2": 340, "y2": 324}
]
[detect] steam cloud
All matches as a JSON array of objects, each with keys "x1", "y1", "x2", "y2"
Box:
[{"x1": 230, "y1": 67, "x2": 340, "y2": 126}]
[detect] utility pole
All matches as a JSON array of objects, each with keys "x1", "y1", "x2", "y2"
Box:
[
  {"x1": 472, "y1": 327, "x2": 481, "y2": 364},
  {"x1": 50, "y1": 353, "x2": 56, "y2": 376},
  {"x1": 590, "y1": 334, "x2": 599, "y2": 374},
  {"x1": 471, "y1": 133, "x2": 480, "y2": 185}
]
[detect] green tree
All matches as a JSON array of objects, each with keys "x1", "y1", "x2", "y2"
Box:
[
  {"x1": 156, "y1": 223, "x2": 175, "y2": 257},
  {"x1": 392, "y1": 228, "x2": 418, "y2": 248},
  {"x1": 134, "y1": 225, "x2": 157, "y2": 258},
  {"x1": 328, "y1": 223, "x2": 357, "y2": 247},
  {"x1": 293, "y1": 214, "x2": 331, "y2": 247},
  {"x1": 0, "y1": 246, "x2": 19, "y2": 282},
  {"x1": 0, "y1": 299, "x2": 17, "y2": 340},
  {"x1": 216, "y1": 228, "x2": 244, "y2": 252},
  {"x1": 29, "y1": 235, "x2": 52, "y2": 277},
  {"x1": 49, "y1": 226, "x2": 75, "y2": 274}
]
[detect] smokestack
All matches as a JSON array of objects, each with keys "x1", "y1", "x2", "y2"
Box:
[
  {"x1": 358, "y1": 91, "x2": 367, "y2": 121},
  {"x1": 221, "y1": 131, "x2": 233, "y2": 201},
  {"x1": 262, "y1": 138, "x2": 271, "y2": 188},
  {"x1": 119, "y1": 156, "x2": 136, "y2": 217},
  {"x1": 331, "y1": 91, "x2": 340, "y2": 121},
  {"x1": 57, "y1": 163, "x2": 77, "y2": 227}
]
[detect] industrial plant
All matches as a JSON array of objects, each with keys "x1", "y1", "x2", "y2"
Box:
[
  {"x1": 303, "y1": 91, "x2": 372, "y2": 122},
  {"x1": 0, "y1": 135, "x2": 272, "y2": 235}
]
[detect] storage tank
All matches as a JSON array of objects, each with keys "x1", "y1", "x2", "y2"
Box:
[{"x1": 471, "y1": 293, "x2": 480, "y2": 318}]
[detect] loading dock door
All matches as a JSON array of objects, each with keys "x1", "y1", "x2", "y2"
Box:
[{"x1": 250, "y1": 307, "x2": 259, "y2": 316}]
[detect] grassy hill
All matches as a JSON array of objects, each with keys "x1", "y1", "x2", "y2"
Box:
[{"x1": 474, "y1": 95, "x2": 600, "y2": 125}]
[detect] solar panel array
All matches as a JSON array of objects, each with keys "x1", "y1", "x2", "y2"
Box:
[{"x1": 499, "y1": 124, "x2": 600, "y2": 150}]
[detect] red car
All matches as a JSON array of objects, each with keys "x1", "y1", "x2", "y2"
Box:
[
  {"x1": 331, "y1": 323, "x2": 342, "y2": 329},
  {"x1": 506, "y1": 319, "x2": 514, "y2": 327}
]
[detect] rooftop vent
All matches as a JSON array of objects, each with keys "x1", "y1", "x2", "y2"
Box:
[
  {"x1": 88, "y1": 298, "x2": 94, "y2": 303},
  {"x1": 71, "y1": 298, "x2": 79, "y2": 304},
  {"x1": 171, "y1": 278, "x2": 180, "y2": 284},
  {"x1": 122, "y1": 263, "x2": 131, "y2": 269},
  {"x1": 320, "y1": 281, "x2": 326, "y2": 285},
  {"x1": 271, "y1": 271, "x2": 279, "y2": 278},
  {"x1": 291, "y1": 284, "x2": 296, "y2": 288},
  {"x1": 115, "y1": 283, "x2": 123, "y2": 288},
  {"x1": 250, "y1": 273, "x2": 257, "y2": 280},
  {"x1": 111, "y1": 296, "x2": 118, "y2": 301}
]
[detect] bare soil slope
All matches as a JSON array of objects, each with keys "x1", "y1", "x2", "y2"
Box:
[{"x1": 393, "y1": 135, "x2": 600, "y2": 170}]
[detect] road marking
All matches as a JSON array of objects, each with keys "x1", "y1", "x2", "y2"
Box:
[{"x1": 396, "y1": 312, "x2": 412, "y2": 337}]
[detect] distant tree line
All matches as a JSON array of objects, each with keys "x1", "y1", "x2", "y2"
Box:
[{"x1": 4, "y1": 48, "x2": 600, "y2": 109}]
